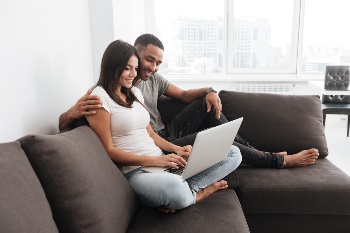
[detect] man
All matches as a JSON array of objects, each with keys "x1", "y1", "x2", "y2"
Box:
[{"x1": 59, "y1": 34, "x2": 319, "y2": 168}]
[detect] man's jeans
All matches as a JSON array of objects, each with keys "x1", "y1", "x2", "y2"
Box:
[
  {"x1": 124, "y1": 145, "x2": 241, "y2": 210},
  {"x1": 158, "y1": 97, "x2": 284, "y2": 168}
]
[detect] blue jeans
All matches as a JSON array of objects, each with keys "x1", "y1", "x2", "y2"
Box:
[
  {"x1": 124, "y1": 145, "x2": 242, "y2": 210},
  {"x1": 159, "y1": 97, "x2": 284, "y2": 168}
]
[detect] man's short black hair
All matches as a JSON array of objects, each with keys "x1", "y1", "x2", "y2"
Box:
[{"x1": 134, "y1": 34, "x2": 164, "y2": 51}]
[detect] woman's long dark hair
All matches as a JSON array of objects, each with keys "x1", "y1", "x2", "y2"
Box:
[{"x1": 97, "y1": 40, "x2": 141, "y2": 108}]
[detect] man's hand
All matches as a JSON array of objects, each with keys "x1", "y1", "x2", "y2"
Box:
[
  {"x1": 58, "y1": 89, "x2": 102, "y2": 131},
  {"x1": 174, "y1": 145, "x2": 192, "y2": 160},
  {"x1": 68, "y1": 89, "x2": 102, "y2": 119},
  {"x1": 205, "y1": 92, "x2": 222, "y2": 119}
]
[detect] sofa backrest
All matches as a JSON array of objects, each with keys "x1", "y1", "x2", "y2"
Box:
[
  {"x1": 219, "y1": 90, "x2": 328, "y2": 158},
  {"x1": 18, "y1": 126, "x2": 140, "y2": 233},
  {"x1": 0, "y1": 141, "x2": 58, "y2": 233}
]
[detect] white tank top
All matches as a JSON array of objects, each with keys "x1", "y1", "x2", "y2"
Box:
[{"x1": 91, "y1": 86, "x2": 163, "y2": 173}]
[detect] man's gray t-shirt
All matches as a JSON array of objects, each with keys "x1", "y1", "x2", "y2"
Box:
[{"x1": 134, "y1": 73, "x2": 170, "y2": 132}]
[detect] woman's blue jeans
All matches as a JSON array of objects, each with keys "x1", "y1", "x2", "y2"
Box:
[{"x1": 124, "y1": 145, "x2": 242, "y2": 210}]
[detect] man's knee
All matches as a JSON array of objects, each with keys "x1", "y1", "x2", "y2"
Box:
[{"x1": 192, "y1": 97, "x2": 207, "y2": 111}]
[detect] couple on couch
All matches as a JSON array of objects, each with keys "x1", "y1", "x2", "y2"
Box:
[{"x1": 59, "y1": 34, "x2": 319, "y2": 213}]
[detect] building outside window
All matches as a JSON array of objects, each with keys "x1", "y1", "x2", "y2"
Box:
[
  {"x1": 114, "y1": 0, "x2": 350, "y2": 78},
  {"x1": 153, "y1": 0, "x2": 224, "y2": 75},
  {"x1": 300, "y1": 0, "x2": 350, "y2": 74}
]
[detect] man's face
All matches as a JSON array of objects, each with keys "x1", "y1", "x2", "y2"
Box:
[{"x1": 138, "y1": 44, "x2": 163, "y2": 81}]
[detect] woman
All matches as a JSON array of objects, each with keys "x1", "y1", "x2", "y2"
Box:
[{"x1": 87, "y1": 40, "x2": 242, "y2": 212}]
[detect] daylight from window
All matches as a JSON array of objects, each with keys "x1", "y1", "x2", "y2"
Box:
[
  {"x1": 154, "y1": 0, "x2": 224, "y2": 75},
  {"x1": 148, "y1": 0, "x2": 350, "y2": 76},
  {"x1": 301, "y1": 0, "x2": 350, "y2": 74},
  {"x1": 231, "y1": 0, "x2": 295, "y2": 71}
]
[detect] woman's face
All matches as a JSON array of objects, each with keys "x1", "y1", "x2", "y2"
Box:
[{"x1": 118, "y1": 55, "x2": 139, "y2": 89}]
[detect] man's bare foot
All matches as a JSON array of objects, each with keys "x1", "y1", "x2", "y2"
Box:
[
  {"x1": 196, "y1": 180, "x2": 228, "y2": 203},
  {"x1": 282, "y1": 148, "x2": 319, "y2": 168},
  {"x1": 158, "y1": 206, "x2": 176, "y2": 213},
  {"x1": 277, "y1": 151, "x2": 287, "y2": 156}
]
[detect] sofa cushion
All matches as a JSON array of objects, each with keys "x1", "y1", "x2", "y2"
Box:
[
  {"x1": 19, "y1": 126, "x2": 139, "y2": 233},
  {"x1": 0, "y1": 141, "x2": 58, "y2": 233},
  {"x1": 219, "y1": 90, "x2": 329, "y2": 158},
  {"x1": 127, "y1": 189, "x2": 249, "y2": 233},
  {"x1": 235, "y1": 159, "x2": 350, "y2": 215}
]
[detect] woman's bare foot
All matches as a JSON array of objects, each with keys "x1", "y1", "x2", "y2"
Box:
[
  {"x1": 282, "y1": 148, "x2": 319, "y2": 168},
  {"x1": 158, "y1": 180, "x2": 228, "y2": 213},
  {"x1": 196, "y1": 180, "x2": 228, "y2": 203},
  {"x1": 158, "y1": 206, "x2": 176, "y2": 213}
]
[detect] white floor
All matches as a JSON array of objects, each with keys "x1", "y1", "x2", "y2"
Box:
[{"x1": 324, "y1": 115, "x2": 350, "y2": 176}]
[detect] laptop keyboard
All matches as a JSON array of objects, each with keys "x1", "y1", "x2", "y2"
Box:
[{"x1": 165, "y1": 167, "x2": 185, "y2": 175}]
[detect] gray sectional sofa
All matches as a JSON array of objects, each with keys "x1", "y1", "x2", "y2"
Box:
[{"x1": 1, "y1": 90, "x2": 350, "y2": 233}]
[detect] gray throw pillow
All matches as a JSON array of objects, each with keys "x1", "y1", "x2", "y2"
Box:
[
  {"x1": 0, "y1": 141, "x2": 58, "y2": 233},
  {"x1": 19, "y1": 126, "x2": 139, "y2": 233},
  {"x1": 219, "y1": 90, "x2": 328, "y2": 158}
]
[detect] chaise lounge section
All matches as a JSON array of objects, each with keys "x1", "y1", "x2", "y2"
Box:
[{"x1": 158, "y1": 90, "x2": 350, "y2": 233}]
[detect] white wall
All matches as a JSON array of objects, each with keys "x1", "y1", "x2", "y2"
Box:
[
  {"x1": 0, "y1": 0, "x2": 96, "y2": 142},
  {"x1": 112, "y1": 0, "x2": 149, "y2": 44},
  {"x1": 89, "y1": 0, "x2": 114, "y2": 82}
]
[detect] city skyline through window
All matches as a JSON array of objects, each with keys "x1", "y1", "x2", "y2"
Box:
[
  {"x1": 154, "y1": 0, "x2": 224, "y2": 74},
  {"x1": 116, "y1": 0, "x2": 350, "y2": 77},
  {"x1": 301, "y1": 0, "x2": 350, "y2": 73}
]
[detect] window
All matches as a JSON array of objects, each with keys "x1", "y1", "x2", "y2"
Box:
[
  {"x1": 113, "y1": 0, "x2": 350, "y2": 79},
  {"x1": 300, "y1": 0, "x2": 350, "y2": 74},
  {"x1": 227, "y1": 0, "x2": 297, "y2": 73},
  {"x1": 153, "y1": 0, "x2": 225, "y2": 75}
]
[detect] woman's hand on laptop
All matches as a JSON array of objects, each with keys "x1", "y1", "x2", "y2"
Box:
[{"x1": 155, "y1": 154, "x2": 187, "y2": 169}]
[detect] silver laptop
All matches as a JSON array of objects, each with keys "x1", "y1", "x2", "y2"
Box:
[{"x1": 141, "y1": 117, "x2": 243, "y2": 180}]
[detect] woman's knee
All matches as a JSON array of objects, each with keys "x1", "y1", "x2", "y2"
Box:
[
  {"x1": 163, "y1": 176, "x2": 194, "y2": 209},
  {"x1": 229, "y1": 145, "x2": 242, "y2": 164}
]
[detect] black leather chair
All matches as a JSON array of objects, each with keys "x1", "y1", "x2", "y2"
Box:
[{"x1": 322, "y1": 65, "x2": 350, "y2": 137}]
